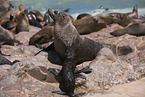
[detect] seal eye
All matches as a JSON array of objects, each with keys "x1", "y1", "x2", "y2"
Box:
[{"x1": 54, "y1": 10, "x2": 59, "y2": 14}]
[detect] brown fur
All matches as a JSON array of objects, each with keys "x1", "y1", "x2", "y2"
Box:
[
  {"x1": 110, "y1": 23, "x2": 145, "y2": 36},
  {"x1": 31, "y1": 10, "x2": 44, "y2": 22},
  {"x1": 0, "y1": 25, "x2": 15, "y2": 45},
  {"x1": 15, "y1": 11, "x2": 29, "y2": 34},
  {"x1": 29, "y1": 26, "x2": 54, "y2": 45},
  {"x1": 73, "y1": 15, "x2": 106, "y2": 34},
  {"x1": 15, "y1": 4, "x2": 24, "y2": 19},
  {"x1": 48, "y1": 9, "x2": 103, "y2": 96}
]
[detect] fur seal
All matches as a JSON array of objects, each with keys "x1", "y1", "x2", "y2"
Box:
[
  {"x1": 108, "y1": 5, "x2": 138, "y2": 19},
  {"x1": 15, "y1": 4, "x2": 24, "y2": 20},
  {"x1": 29, "y1": 26, "x2": 54, "y2": 45},
  {"x1": 107, "y1": 5, "x2": 138, "y2": 27},
  {"x1": 76, "y1": 13, "x2": 92, "y2": 20},
  {"x1": 15, "y1": 11, "x2": 29, "y2": 34},
  {"x1": 126, "y1": 4, "x2": 138, "y2": 19},
  {"x1": 110, "y1": 22, "x2": 145, "y2": 36},
  {"x1": 43, "y1": 10, "x2": 54, "y2": 26},
  {"x1": 0, "y1": 25, "x2": 15, "y2": 45},
  {"x1": 36, "y1": 9, "x2": 103, "y2": 96},
  {"x1": 73, "y1": 15, "x2": 106, "y2": 34},
  {"x1": 24, "y1": 10, "x2": 42, "y2": 28},
  {"x1": 1, "y1": 15, "x2": 16, "y2": 30},
  {"x1": 31, "y1": 10, "x2": 44, "y2": 22}
]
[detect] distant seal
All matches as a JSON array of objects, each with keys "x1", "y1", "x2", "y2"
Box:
[
  {"x1": 43, "y1": 10, "x2": 54, "y2": 26},
  {"x1": 15, "y1": 11, "x2": 29, "y2": 34},
  {"x1": 108, "y1": 5, "x2": 138, "y2": 19},
  {"x1": 126, "y1": 4, "x2": 138, "y2": 19},
  {"x1": 110, "y1": 22, "x2": 145, "y2": 36},
  {"x1": 107, "y1": 5, "x2": 138, "y2": 27},
  {"x1": 31, "y1": 10, "x2": 44, "y2": 22},
  {"x1": 15, "y1": 4, "x2": 24, "y2": 20},
  {"x1": 0, "y1": 25, "x2": 15, "y2": 45},
  {"x1": 24, "y1": 10, "x2": 42, "y2": 28},
  {"x1": 73, "y1": 15, "x2": 106, "y2": 34},
  {"x1": 76, "y1": 13, "x2": 92, "y2": 20},
  {"x1": 37, "y1": 9, "x2": 103, "y2": 96},
  {"x1": 1, "y1": 15, "x2": 16, "y2": 30}
]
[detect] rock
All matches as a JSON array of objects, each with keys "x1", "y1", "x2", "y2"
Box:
[
  {"x1": 102, "y1": 34, "x2": 142, "y2": 56},
  {"x1": 15, "y1": 26, "x2": 41, "y2": 45},
  {"x1": 84, "y1": 77, "x2": 145, "y2": 97},
  {"x1": 0, "y1": 48, "x2": 63, "y2": 97},
  {"x1": 119, "y1": 50, "x2": 145, "y2": 64},
  {"x1": 85, "y1": 48, "x2": 136, "y2": 92},
  {"x1": 0, "y1": 65, "x2": 11, "y2": 81}
]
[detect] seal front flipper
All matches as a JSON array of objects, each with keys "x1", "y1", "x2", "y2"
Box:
[{"x1": 35, "y1": 42, "x2": 54, "y2": 56}]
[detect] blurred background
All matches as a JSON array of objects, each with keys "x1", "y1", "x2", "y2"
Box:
[{"x1": 11, "y1": 0, "x2": 145, "y2": 18}]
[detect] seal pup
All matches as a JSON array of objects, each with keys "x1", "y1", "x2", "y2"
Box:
[
  {"x1": 15, "y1": 11, "x2": 29, "y2": 34},
  {"x1": 36, "y1": 9, "x2": 103, "y2": 96},
  {"x1": 110, "y1": 22, "x2": 145, "y2": 36}
]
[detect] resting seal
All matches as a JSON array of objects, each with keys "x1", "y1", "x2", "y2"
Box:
[
  {"x1": 36, "y1": 9, "x2": 103, "y2": 96},
  {"x1": 1, "y1": 15, "x2": 16, "y2": 30},
  {"x1": 73, "y1": 15, "x2": 106, "y2": 34},
  {"x1": 110, "y1": 23, "x2": 145, "y2": 36}
]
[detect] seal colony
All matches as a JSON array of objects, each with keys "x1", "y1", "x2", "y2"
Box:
[{"x1": 35, "y1": 9, "x2": 103, "y2": 96}]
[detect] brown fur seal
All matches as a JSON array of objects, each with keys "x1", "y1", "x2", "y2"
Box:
[
  {"x1": 29, "y1": 26, "x2": 54, "y2": 45},
  {"x1": 108, "y1": 5, "x2": 138, "y2": 19},
  {"x1": 24, "y1": 9, "x2": 42, "y2": 28},
  {"x1": 95, "y1": 15, "x2": 121, "y2": 25},
  {"x1": 36, "y1": 9, "x2": 103, "y2": 96},
  {"x1": 107, "y1": 5, "x2": 138, "y2": 27},
  {"x1": 15, "y1": 11, "x2": 29, "y2": 34},
  {"x1": 76, "y1": 13, "x2": 92, "y2": 20},
  {"x1": 15, "y1": 4, "x2": 24, "y2": 19},
  {"x1": 0, "y1": 25, "x2": 15, "y2": 45},
  {"x1": 1, "y1": 15, "x2": 16, "y2": 30},
  {"x1": 126, "y1": 4, "x2": 138, "y2": 19},
  {"x1": 31, "y1": 10, "x2": 44, "y2": 22},
  {"x1": 73, "y1": 15, "x2": 106, "y2": 34},
  {"x1": 110, "y1": 22, "x2": 145, "y2": 36}
]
